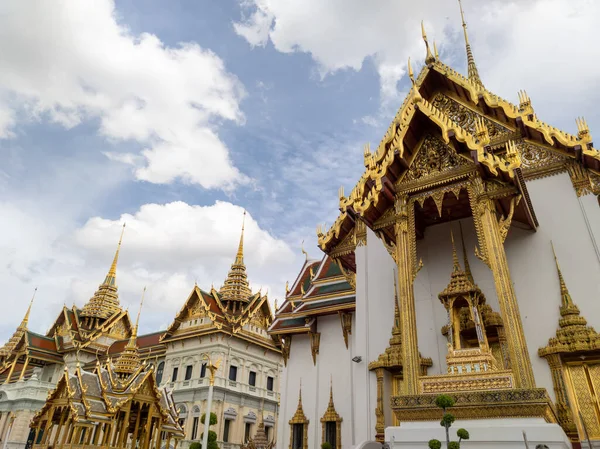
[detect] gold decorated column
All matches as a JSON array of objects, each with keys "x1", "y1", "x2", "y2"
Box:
[
  {"x1": 394, "y1": 195, "x2": 420, "y2": 394},
  {"x1": 375, "y1": 368, "x2": 385, "y2": 443},
  {"x1": 546, "y1": 354, "x2": 576, "y2": 437},
  {"x1": 468, "y1": 176, "x2": 535, "y2": 388}
]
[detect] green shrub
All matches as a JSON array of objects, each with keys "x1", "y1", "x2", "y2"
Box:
[
  {"x1": 189, "y1": 443, "x2": 201, "y2": 449},
  {"x1": 321, "y1": 443, "x2": 333, "y2": 449},
  {"x1": 426, "y1": 394, "x2": 469, "y2": 449},
  {"x1": 435, "y1": 394, "x2": 455, "y2": 410},
  {"x1": 200, "y1": 412, "x2": 218, "y2": 426},
  {"x1": 440, "y1": 413, "x2": 455, "y2": 427},
  {"x1": 457, "y1": 428, "x2": 470, "y2": 441},
  {"x1": 198, "y1": 431, "x2": 219, "y2": 449},
  {"x1": 428, "y1": 439, "x2": 441, "y2": 449}
]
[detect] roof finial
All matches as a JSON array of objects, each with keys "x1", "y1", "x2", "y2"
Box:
[
  {"x1": 434, "y1": 41, "x2": 439, "y2": 60},
  {"x1": 105, "y1": 223, "x2": 126, "y2": 286},
  {"x1": 408, "y1": 57, "x2": 415, "y2": 84},
  {"x1": 459, "y1": 222, "x2": 473, "y2": 282},
  {"x1": 421, "y1": 21, "x2": 435, "y2": 64},
  {"x1": 22, "y1": 287, "x2": 38, "y2": 326},
  {"x1": 450, "y1": 230, "x2": 462, "y2": 273},
  {"x1": 235, "y1": 211, "x2": 246, "y2": 265},
  {"x1": 457, "y1": 0, "x2": 483, "y2": 86},
  {"x1": 301, "y1": 240, "x2": 308, "y2": 262},
  {"x1": 133, "y1": 287, "x2": 146, "y2": 338},
  {"x1": 551, "y1": 242, "x2": 574, "y2": 308}
]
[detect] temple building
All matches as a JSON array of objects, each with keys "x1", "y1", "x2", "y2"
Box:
[
  {"x1": 0, "y1": 215, "x2": 283, "y2": 449},
  {"x1": 272, "y1": 2, "x2": 600, "y2": 449}
]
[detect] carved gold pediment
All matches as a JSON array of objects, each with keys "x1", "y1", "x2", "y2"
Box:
[{"x1": 403, "y1": 134, "x2": 471, "y2": 184}]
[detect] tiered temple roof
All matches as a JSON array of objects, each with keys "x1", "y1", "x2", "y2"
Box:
[
  {"x1": 161, "y1": 213, "x2": 279, "y2": 351},
  {"x1": 269, "y1": 255, "x2": 355, "y2": 337}
]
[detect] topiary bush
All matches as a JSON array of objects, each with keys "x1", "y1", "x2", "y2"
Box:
[
  {"x1": 200, "y1": 412, "x2": 218, "y2": 426},
  {"x1": 428, "y1": 440, "x2": 441, "y2": 449},
  {"x1": 199, "y1": 431, "x2": 218, "y2": 449},
  {"x1": 189, "y1": 443, "x2": 201, "y2": 449},
  {"x1": 199, "y1": 412, "x2": 219, "y2": 449},
  {"x1": 426, "y1": 394, "x2": 469, "y2": 449},
  {"x1": 321, "y1": 443, "x2": 333, "y2": 449}
]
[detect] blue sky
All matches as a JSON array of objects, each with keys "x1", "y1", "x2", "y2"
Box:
[{"x1": 1, "y1": 0, "x2": 599, "y2": 341}]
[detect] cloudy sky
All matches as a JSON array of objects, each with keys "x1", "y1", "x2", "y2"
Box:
[{"x1": 1, "y1": 0, "x2": 598, "y2": 341}]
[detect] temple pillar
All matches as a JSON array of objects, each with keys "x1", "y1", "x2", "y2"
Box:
[
  {"x1": 374, "y1": 368, "x2": 385, "y2": 443},
  {"x1": 394, "y1": 195, "x2": 420, "y2": 394},
  {"x1": 546, "y1": 354, "x2": 577, "y2": 438},
  {"x1": 119, "y1": 404, "x2": 132, "y2": 447},
  {"x1": 4, "y1": 359, "x2": 17, "y2": 384},
  {"x1": 18, "y1": 356, "x2": 29, "y2": 381},
  {"x1": 468, "y1": 175, "x2": 535, "y2": 389}
]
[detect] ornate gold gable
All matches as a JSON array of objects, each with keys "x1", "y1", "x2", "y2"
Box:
[
  {"x1": 539, "y1": 245, "x2": 600, "y2": 441},
  {"x1": 289, "y1": 384, "x2": 309, "y2": 449},
  {"x1": 320, "y1": 380, "x2": 342, "y2": 449}
]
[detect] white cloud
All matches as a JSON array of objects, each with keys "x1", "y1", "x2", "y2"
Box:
[
  {"x1": 234, "y1": 0, "x2": 600, "y2": 131},
  {"x1": 0, "y1": 200, "x2": 300, "y2": 341},
  {"x1": 0, "y1": 0, "x2": 248, "y2": 190}
]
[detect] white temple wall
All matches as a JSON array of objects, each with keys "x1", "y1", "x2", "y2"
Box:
[
  {"x1": 579, "y1": 191, "x2": 600, "y2": 271},
  {"x1": 505, "y1": 172, "x2": 600, "y2": 401},
  {"x1": 353, "y1": 229, "x2": 397, "y2": 443},
  {"x1": 280, "y1": 334, "x2": 315, "y2": 448},
  {"x1": 317, "y1": 314, "x2": 353, "y2": 449}
]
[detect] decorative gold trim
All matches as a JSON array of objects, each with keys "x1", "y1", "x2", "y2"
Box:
[
  {"x1": 320, "y1": 378, "x2": 342, "y2": 449},
  {"x1": 338, "y1": 312, "x2": 352, "y2": 350},
  {"x1": 391, "y1": 388, "x2": 557, "y2": 423},
  {"x1": 309, "y1": 332, "x2": 320, "y2": 366},
  {"x1": 289, "y1": 384, "x2": 309, "y2": 449},
  {"x1": 281, "y1": 336, "x2": 292, "y2": 367}
]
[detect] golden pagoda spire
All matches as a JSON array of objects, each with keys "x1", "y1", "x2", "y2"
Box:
[
  {"x1": 551, "y1": 243, "x2": 575, "y2": 309},
  {"x1": 219, "y1": 211, "x2": 252, "y2": 306},
  {"x1": 457, "y1": 0, "x2": 483, "y2": 86},
  {"x1": 0, "y1": 288, "x2": 38, "y2": 358},
  {"x1": 450, "y1": 230, "x2": 462, "y2": 273},
  {"x1": 80, "y1": 224, "x2": 125, "y2": 320},
  {"x1": 113, "y1": 287, "x2": 145, "y2": 377},
  {"x1": 235, "y1": 211, "x2": 246, "y2": 265},
  {"x1": 105, "y1": 223, "x2": 126, "y2": 286},
  {"x1": 459, "y1": 222, "x2": 473, "y2": 283},
  {"x1": 21, "y1": 287, "x2": 37, "y2": 329}
]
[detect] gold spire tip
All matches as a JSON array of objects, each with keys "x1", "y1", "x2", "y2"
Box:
[
  {"x1": 134, "y1": 286, "x2": 146, "y2": 331},
  {"x1": 450, "y1": 230, "x2": 461, "y2": 271},
  {"x1": 106, "y1": 223, "x2": 126, "y2": 283},
  {"x1": 235, "y1": 211, "x2": 246, "y2": 264},
  {"x1": 408, "y1": 57, "x2": 414, "y2": 83}
]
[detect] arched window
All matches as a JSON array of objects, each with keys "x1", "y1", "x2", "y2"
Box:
[
  {"x1": 191, "y1": 406, "x2": 201, "y2": 440},
  {"x1": 156, "y1": 362, "x2": 165, "y2": 385},
  {"x1": 177, "y1": 404, "x2": 187, "y2": 429}
]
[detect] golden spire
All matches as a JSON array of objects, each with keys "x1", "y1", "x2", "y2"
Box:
[
  {"x1": 421, "y1": 21, "x2": 435, "y2": 64},
  {"x1": 551, "y1": 243, "x2": 575, "y2": 309},
  {"x1": 439, "y1": 229, "x2": 480, "y2": 299},
  {"x1": 450, "y1": 230, "x2": 461, "y2": 273},
  {"x1": 0, "y1": 288, "x2": 37, "y2": 357},
  {"x1": 539, "y1": 243, "x2": 600, "y2": 357},
  {"x1": 113, "y1": 287, "x2": 145, "y2": 377},
  {"x1": 457, "y1": 0, "x2": 483, "y2": 86},
  {"x1": 21, "y1": 287, "x2": 37, "y2": 328},
  {"x1": 235, "y1": 211, "x2": 246, "y2": 265},
  {"x1": 105, "y1": 223, "x2": 126, "y2": 286},
  {"x1": 434, "y1": 41, "x2": 439, "y2": 60},
  {"x1": 459, "y1": 222, "x2": 473, "y2": 283},
  {"x1": 219, "y1": 211, "x2": 252, "y2": 306},
  {"x1": 80, "y1": 224, "x2": 125, "y2": 320}
]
